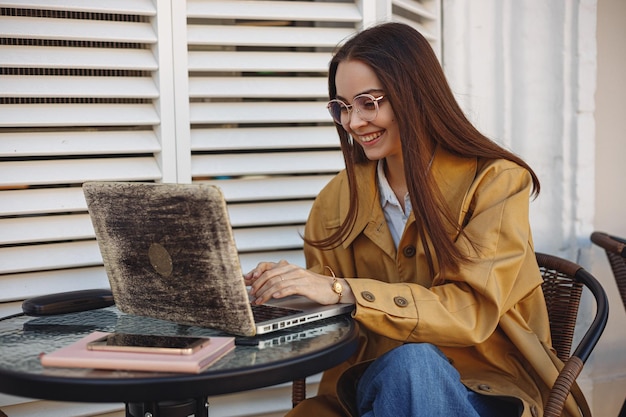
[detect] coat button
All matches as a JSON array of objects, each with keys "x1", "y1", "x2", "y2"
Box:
[
  {"x1": 402, "y1": 245, "x2": 416, "y2": 257},
  {"x1": 393, "y1": 296, "x2": 408, "y2": 307},
  {"x1": 361, "y1": 291, "x2": 375, "y2": 302},
  {"x1": 477, "y1": 384, "x2": 491, "y2": 392},
  {"x1": 530, "y1": 405, "x2": 539, "y2": 417}
]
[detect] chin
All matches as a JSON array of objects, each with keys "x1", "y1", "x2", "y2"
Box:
[{"x1": 361, "y1": 148, "x2": 387, "y2": 161}]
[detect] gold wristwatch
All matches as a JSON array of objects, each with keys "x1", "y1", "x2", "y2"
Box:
[{"x1": 331, "y1": 278, "x2": 343, "y2": 304}]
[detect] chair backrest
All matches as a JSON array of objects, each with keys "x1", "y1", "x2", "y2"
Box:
[
  {"x1": 591, "y1": 231, "x2": 626, "y2": 311},
  {"x1": 536, "y1": 252, "x2": 609, "y2": 363}
]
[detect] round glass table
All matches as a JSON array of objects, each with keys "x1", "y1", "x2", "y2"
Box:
[{"x1": 0, "y1": 307, "x2": 358, "y2": 416}]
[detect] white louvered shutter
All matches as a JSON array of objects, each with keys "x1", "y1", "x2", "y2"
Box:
[
  {"x1": 392, "y1": 0, "x2": 441, "y2": 58},
  {"x1": 184, "y1": 0, "x2": 358, "y2": 271},
  {"x1": 0, "y1": 2, "x2": 170, "y2": 304},
  {"x1": 0, "y1": 1, "x2": 440, "y2": 416}
]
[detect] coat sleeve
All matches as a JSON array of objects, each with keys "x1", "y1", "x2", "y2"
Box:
[{"x1": 344, "y1": 164, "x2": 544, "y2": 346}]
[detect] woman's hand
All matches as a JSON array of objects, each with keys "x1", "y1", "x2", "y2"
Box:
[{"x1": 244, "y1": 260, "x2": 353, "y2": 305}]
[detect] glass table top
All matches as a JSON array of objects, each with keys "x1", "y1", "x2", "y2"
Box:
[
  {"x1": 0, "y1": 306, "x2": 358, "y2": 404},
  {"x1": 0, "y1": 307, "x2": 356, "y2": 379}
]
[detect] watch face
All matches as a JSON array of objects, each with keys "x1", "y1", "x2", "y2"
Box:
[{"x1": 332, "y1": 281, "x2": 343, "y2": 294}]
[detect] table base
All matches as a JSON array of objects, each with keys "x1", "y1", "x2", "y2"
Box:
[{"x1": 126, "y1": 397, "x2": 209, "y2": 417}]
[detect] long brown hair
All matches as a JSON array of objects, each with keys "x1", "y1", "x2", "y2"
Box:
[{"x1": 308, "y1": 22, "x2": 540, "y2": 275}]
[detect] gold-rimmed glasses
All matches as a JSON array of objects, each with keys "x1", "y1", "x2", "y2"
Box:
[{"x1": 326, "y1": 94, "x2": 385, "y2": 125}]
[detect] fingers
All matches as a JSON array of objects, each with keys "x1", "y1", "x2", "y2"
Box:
[
  {"x1": 249, "y1": 265, "x2": 290, "y2": 295},
  {"x1": 245, "y1": 261, "x2": 343, "y2": 306},
  {"x1": 243, "y1": 261, "x2": 280, "y2": 285},
  {"x1": 248, "y1": 262, "x2": 299, "y2": 304},
  {"x1": 245, "y1": 260, "x2": 289, "y2": 290}
]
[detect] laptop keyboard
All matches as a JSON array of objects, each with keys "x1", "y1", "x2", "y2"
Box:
[{"x1": 251, "y1": 304, "x2": 303, "y2": 322}]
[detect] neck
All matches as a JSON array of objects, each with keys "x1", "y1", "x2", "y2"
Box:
[{"x1": 383, "y1": 156, "x2": 408, "y2": 204}]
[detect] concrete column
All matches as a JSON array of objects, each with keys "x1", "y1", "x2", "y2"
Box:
[{"x1": 441, "y1": 0, "x2": 597, "y2": 259}]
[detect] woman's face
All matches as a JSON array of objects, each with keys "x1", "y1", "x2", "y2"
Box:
[{"x1": 335, "y1": 60, "x2": 401, "y2": 162}]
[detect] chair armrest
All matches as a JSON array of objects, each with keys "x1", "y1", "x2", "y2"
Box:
[{"x1": 543, "y1": 357, "x2": 584, "y2": 417}]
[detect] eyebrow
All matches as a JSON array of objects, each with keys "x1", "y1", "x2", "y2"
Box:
[{"x1": 335, "y1": 88, "x2": 384, "y2": 102}]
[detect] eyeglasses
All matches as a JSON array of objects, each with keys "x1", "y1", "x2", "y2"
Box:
[{"x1": 326, "y1": 94, "x2": 385, "y2": 125}]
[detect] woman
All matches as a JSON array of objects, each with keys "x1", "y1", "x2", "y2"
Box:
[{"x1": 246, "y1": 22, "x2": 584, "y2": 417}]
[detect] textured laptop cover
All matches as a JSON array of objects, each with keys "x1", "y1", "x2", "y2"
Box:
[
  {"x1": 41, "y1": 331, "x2": 235, "y2": 373},
  {"x1": 83, "y1": 182, "x2": 257, "y2": 336}
]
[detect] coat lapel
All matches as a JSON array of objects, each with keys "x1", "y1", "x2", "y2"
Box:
[
  {"x1": 337, "y1": 148, "x2": 478, "y2": 256},
  {"x1": 340, "y1": 162, "x2": 397, "y2": 259}
]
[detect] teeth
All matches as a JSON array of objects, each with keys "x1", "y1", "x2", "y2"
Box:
[{"x1": 359, "y1": 132, "x2": 382, "y2": 142}]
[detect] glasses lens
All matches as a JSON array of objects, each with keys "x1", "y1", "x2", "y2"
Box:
[
  {"x1": 327, "y1": 101, "x2": 347, "y2": 124},
  {"x1": 354, "y1": 95, "x2": 379, "y2": 121}
]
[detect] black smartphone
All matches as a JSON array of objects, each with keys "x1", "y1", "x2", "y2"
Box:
[{"x1": 86, "y1": 333, "x2": 210, "y2": 355}]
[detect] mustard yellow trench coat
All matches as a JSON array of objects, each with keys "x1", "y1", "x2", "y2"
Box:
[{"x1": 288, "y1": 148, "x2": 585, "y2": 417}]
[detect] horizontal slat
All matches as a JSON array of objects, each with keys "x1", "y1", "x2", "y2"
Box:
[
  {"x1": 0, "y1": 45, "x2": 157, "y2": 70},
  {"x1": 0, "y1": 157, "x2": 161, "y2": 187},
  {"x1": 0, "y1": 104, "x2": 160, "y2": 127},
  {"x1": 0, "y1": 16, "x2": 157, "y2": 43},
  {"x1": 188, "y1": 77, "x2": 326, "y2": 99},
  {"x1": 187, "y1": 25, "x2": 351, "y2": 48},
  {"x1": 234, "y1": 225, "x2": 305, "y2": 252},
  {"x1": 239, "y1": 250, "x2": 305, "y2": 274},
  {"x1": 187, "y1": 0, "x2": 361, "y2": 22},
  {"x1": 0, "y1": 76, "x2": 158, "y2": 99},
  {"x1": 0, "y1": 214, "x2": 93, "y2": 245},
  {"x1": 192, "y1": 151, "x2": 344, "y2": 177},
  {"x1": 0, "y1": 0, "x2": 156, "y2": 15},
  {"x1": 392, "y1": 0, "x2": 438, "y2": 20},
  {"x1": 191, "y1": 126, "x2": 338, "y2": 150},
  {"x1": 0, "y1": 302, "x2": 22, "y2": 320},
  {"x1": 189, "y1": 101, "x2": 331, "y2": 124},
  {"x1": 0, "y1": 241, "x2": 102, "y2": 274},
  {"x1": 0, "y1": 256, "x2": 305, "y2": 303},
  {"x1": 201, "y1": 176, "x2": 334, "y2": 202},
  {"x1": 0, "y1": 401, "x2": 123, "y2": 417},
  {"x1": 0, "y1": 130, "x2": 161, "y2": 157},
  {"x1": 0, "y1": 267, "x2": 109, "y2": 303},
  {"x1": 188, "y1": 51, "x2": 330, "y2": 73},
  {"x1": 0, "y1": 175, "x2": 334, "y2": 216},
  {"x1": 391, "y1": 16, "x2": 436, "y2": 41},
  {"x1": 0, "y1": 201, "x2": 312, "y2": 245},
  {"x1": 0, "y1": 229, "x2": 303, "y2": 274},
  {"x1": 228, "y1": 201, "x2": 312, "y2": 227},
  {"x1": 0, "y1": 188, "x2": 86, "y2": 216}
]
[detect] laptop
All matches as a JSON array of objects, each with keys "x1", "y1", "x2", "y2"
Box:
[
  {"x1": 234, "y1": 317, "x2": 346, "y2": 349},
  {"x1": 82, "y1": 181, "x2": 354, "y2": 337}
]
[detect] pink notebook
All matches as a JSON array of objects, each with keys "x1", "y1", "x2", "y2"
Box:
[{"x1": 40, "y1": 331, "x2": 235, "y2": 374}]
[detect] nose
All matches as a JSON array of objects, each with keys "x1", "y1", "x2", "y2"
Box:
[{"x1": 346, "y1": 108, "x2": 368, "y2": 129}]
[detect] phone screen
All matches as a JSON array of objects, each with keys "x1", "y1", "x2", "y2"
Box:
[{"x1": 87, "y1": 333, "x2": 210, "y2": 355}]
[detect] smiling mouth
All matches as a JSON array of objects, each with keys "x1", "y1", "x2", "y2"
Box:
[{"x1": 358, "y1": 131, "x2": 383, "y2": 143}]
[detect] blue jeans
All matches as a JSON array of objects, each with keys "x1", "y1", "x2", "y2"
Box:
[{"x1": 356, "y1": 343, "x2": 518, "y2": 417}]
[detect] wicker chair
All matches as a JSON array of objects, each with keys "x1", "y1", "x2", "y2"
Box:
[
  {"x1": 591, "y1": 232, "x2": 626, "y2": 312},
  {"x1": 590, "y1": 231, "x2": 626, "y2": 417},
  {"x1": 537, "y1": 252, "x2": 609, "y2": 417}
]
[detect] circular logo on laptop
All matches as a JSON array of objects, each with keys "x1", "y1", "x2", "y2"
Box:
[{"x1": 148, "y1": 243, "x2": 173, "y2": 277}]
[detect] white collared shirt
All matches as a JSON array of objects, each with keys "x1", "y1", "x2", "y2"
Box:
[{"x1": 377, "y1": 160, "x2": 412, "y2": 248}]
